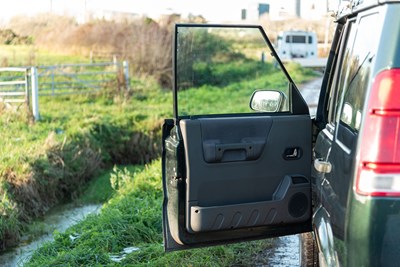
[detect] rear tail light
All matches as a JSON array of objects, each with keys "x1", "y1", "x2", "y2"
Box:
[{"x1": 356, "y1": 69, "x2": 400, "y2": 197}]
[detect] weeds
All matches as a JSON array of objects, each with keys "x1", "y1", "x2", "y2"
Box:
[
  {"x1": 110, "y1": 166, "x2": 132, "y2": 190},
  {"x1": 26, "y1": 161, "x2": 273, "y2": 266},
  {"x1": 0, "y1": 77, "x2": 170, "y2": 251}
]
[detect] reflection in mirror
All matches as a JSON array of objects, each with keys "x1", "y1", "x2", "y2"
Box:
[{"x1": 250, "y1": 90, "x2": 285, "y2": 112}]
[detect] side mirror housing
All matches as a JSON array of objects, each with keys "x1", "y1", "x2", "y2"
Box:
[{"x1": 250, "y1": 90, "x2": 286, "y2": 112}]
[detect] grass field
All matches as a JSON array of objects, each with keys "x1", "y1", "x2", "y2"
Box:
[{"x1": 0, "y1": 45, "x2": 89, "y2": 67}]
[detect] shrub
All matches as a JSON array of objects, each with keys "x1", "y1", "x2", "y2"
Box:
[{"x1": 8, "y1": 15, "x2": 174, "y2": 88}]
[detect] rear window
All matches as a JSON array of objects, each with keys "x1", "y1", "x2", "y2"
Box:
[
  {"x1": 285, "y1": 35, "x2": 312, "y2": 43},
  {"x1": 338, "y1": 13, "x2": 379, "y2": 132}
]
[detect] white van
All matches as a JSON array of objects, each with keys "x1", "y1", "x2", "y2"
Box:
[{"x1": 276, "y1": 30, "x2": 318, "y2": 60}]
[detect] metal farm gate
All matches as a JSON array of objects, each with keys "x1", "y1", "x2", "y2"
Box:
[
  {"x1": 0, "y1": 67, "x2": 29, "y2": 107},
  {"x1": 0, "y1": 61, "x2": 129, "y2": 121}
]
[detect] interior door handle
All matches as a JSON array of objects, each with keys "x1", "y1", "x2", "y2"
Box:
[
  {"x1": 215, "y1": 143, "x2": 255, "y2": 160},
  {"x1": 203, "y1": 139, "x2": 265, "y2": 163},
  {"x1": 314, "y1": 159, "x2": 332, "y2": 173}
]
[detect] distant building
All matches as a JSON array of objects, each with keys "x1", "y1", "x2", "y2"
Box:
[
  {"x1": 241, "y1": 2, "x2": 270, "y2": 21},
  {"x1": 242, "y1": 0, "x2": 332, "y2": 21},
  {"x1": 241, "y1": 9, "x2": 247, "y2": 20},
  {"x1": 259, "y1": 4, "x2": 270, "y2": 15}
]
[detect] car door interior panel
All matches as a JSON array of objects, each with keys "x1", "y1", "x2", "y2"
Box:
[{"x1": 180, "y1": 115, "x2": 311, "y2": 233}]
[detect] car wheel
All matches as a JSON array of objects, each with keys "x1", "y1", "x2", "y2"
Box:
[{"x1": 299, "y1": 232, "x2": 319, "y2": 267}]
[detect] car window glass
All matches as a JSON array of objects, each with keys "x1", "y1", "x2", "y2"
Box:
[
  {"x1": 325, "y1": 22, "x2": 353, "y2": 126},
  {"x1": 327, "y1": 21, "x2": 356, "y2": 124},
  {"x1": 176, "y1": 26, "x2": 291, "y2": 117},
  {"x1": 285, "y1": 35, "x2": 312, "y2": 43},
  {"x1": 337, "y1": 13, "x2": 379, "y2": 132}
]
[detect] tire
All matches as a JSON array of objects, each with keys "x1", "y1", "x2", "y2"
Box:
[{"x1": 299, "y1": 232, "x2": 319, "y2": 267}]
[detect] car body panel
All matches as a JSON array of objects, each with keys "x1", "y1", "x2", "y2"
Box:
[{"x1": 314, "y1": 3, "x2": 400, "y2": 266}]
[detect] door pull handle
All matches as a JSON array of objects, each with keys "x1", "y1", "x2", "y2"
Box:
[
  {"x1": 314, "y1": 159, "x2": 332, "y2": 173},
  {"x1": 283, "y1": 147, "x2": 302, "y2": 160}
]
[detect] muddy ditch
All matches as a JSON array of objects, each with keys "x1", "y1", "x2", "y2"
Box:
[
  {"x1": 0, "y1": 204, "x2": 101, "y2": 266},
  {"x1": 0, "y1": 123, "x2": 162, "y2": 252}
]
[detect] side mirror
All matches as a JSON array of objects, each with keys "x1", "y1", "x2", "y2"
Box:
[{"x1": 250, "y1": 90, "x2": 286, "y2": 112}]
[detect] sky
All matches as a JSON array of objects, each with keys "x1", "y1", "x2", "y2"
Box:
[{"x1": 0, "y1": 0, "x2": 254, "y2": 24}]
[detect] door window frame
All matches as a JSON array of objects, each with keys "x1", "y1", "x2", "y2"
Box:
[{"x1": 172, "y1": 24, "x2": 308, "y2": 120}]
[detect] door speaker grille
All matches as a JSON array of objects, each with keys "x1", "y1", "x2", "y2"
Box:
[{"x1": 288, "y1": 192, "x2": 308, "y2": 218}]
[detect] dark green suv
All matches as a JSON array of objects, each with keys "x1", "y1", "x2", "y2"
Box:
[{"x1": 161, "y1": 1, "x2": 400, "y2": 266}]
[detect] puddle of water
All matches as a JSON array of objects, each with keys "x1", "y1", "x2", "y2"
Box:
[
  {"x1": 254, "y1": 235, "x2": 300, "y2": 267},
  {"x1": 298, "y1": 77, "x2": 323, "y2": 116},
  {"x1": 267, "y1": 235, "x2": 300, "y2": 267},
  {"x1": 0, "y1": 204, "x2": 101, "y2": 267},
  {"x1": 109, "y1": 246, "x2": 140, "y2": 263}
]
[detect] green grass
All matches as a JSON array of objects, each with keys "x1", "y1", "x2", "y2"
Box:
[
  {"x1": 179, "y1": 61, "x2": 317, "y2": 116},
  {"x1": 26, "y1": 160, "x2": 273, "y2": 266},
  {"x1": 0, "y1": 77, "x2": 171, "y2": 172},
  {"x1": 0, "y1": 45, "x2": 88, "y2": 66},
  {"x1": 77, "y1": 165, "x2": 145, "y2": 205},
  {"x1": 76, "y1": 168, "x2": 116, "y2": 205},
  {"x1": 0, "y1": 76, "x2": 171, "y2": 247}
]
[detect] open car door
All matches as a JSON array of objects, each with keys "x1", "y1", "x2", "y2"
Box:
[{"x1": 162, "y1": 24, "x2": 312, "y2": 251}]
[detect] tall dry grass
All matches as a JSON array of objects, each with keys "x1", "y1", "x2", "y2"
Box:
[{"x1": 8, "y1": 14, "x2": 174, "y2": 88}]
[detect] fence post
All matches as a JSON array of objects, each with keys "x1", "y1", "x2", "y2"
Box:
[
  {"x1": 25, "y1": 68, "x2": 30, "y2": 111},
  {"x1": 123, "y1": 61, "x2": 130, "y2": 90},
  {"x1": 30, "y1": 67, "x2": 40, "y2": 121},
  {"x1": 51, "y1": 67, "x2": 55, "y2": 96}
]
